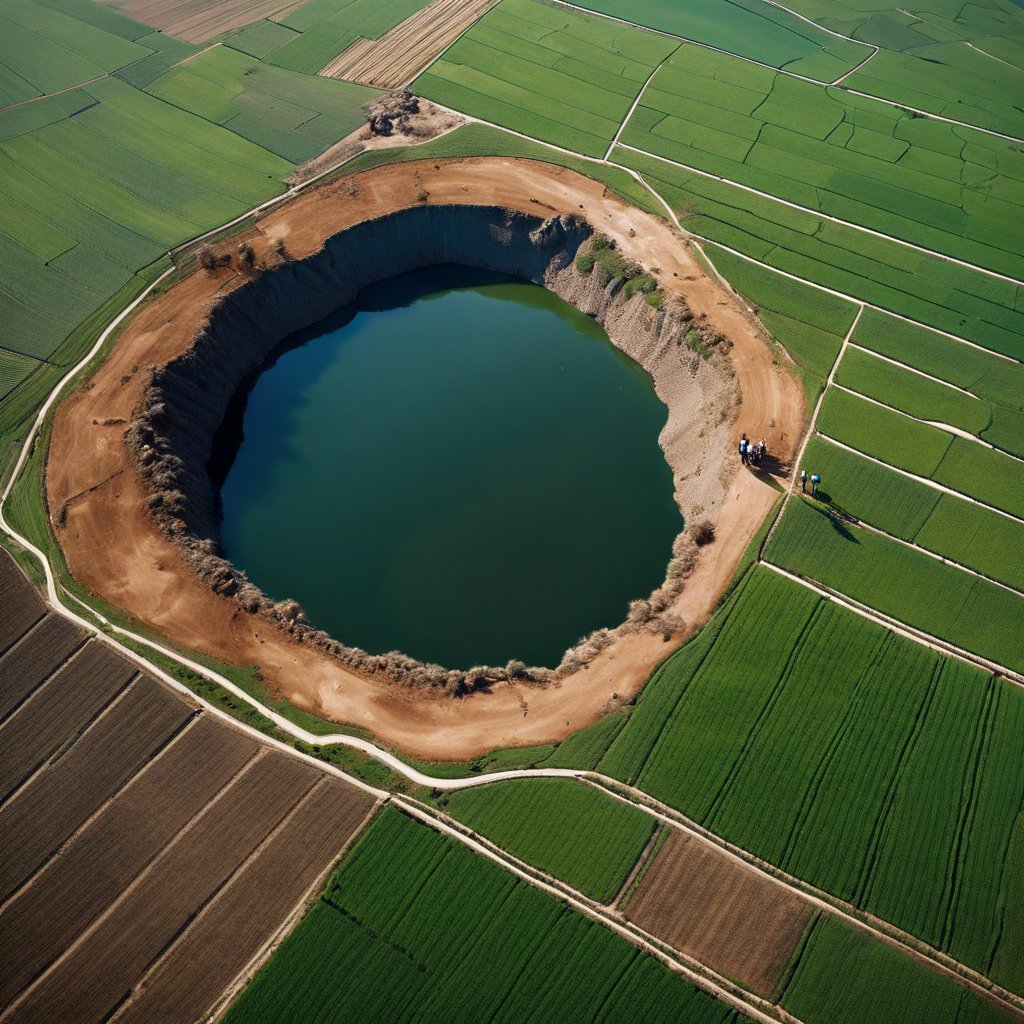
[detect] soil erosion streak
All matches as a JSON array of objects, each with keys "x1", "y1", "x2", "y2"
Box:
[{"x1": 46, "y1": 158, "x2": 803, "y2": 760}]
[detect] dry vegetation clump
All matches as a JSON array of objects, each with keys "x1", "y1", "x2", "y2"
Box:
[
  {"x1": 693, "y1": 520, "x2": 716, "y2": 546},
  {"x1": 367, "y1": 90, "x2": 423, "y2": 137}
]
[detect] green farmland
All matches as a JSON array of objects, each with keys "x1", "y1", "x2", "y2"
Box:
[
  {"x1": 2, "y1": 0, "x2": 1023, "y2": 1018},
  {"x1": 441, "y1": 777, "x2": 656, "y2": 902},
  {"x1": 222, "y1": 808, "x2": 744, "y2": 1024}
]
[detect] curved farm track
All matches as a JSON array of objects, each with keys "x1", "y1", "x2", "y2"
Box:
[{"x1": 47, "y1": 157, "x2": 804, "y2": 760}]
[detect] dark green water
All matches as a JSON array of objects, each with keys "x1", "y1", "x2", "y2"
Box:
[{"x1": 217, "y1": 266, "x2": 680, "y2": 668}]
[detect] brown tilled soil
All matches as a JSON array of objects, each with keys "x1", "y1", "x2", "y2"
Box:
[
  {"x1": 0, "y1": 613, "x2": 84, "y2": 720},
  {"x1": 113, "y1": 778, "x2": 373, "y2": 1024},
  {"x1": 0, "y1": 675, "x2": 193, "y2": 901},
  {"x1": 624, "y1": 829, "x2": 813, "y2": 998},
  {"x1": 0, "y1": 641, "x2": 136, "y2": 803},
  {"x1": 47, "y1": 157, "x2": 804, "y2": 761},
  {"x1": 99, "y1": 0, "x2": 299, "y2": 43},
  {"x1": 321, "y1": 0, "x2": 497, "y2": 85},
  {"x1": 0, "y1": 552, "x2": 375, "y2": 1023}
]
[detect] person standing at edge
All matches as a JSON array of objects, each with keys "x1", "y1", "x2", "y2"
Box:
[
  {"x1": 811, "y1": 473, "x2": 820, "y2": 497},
  {"x1": 739, "y1": 434, "x2": 748, "y2": 465},
  {"x1": 800, "y1": 469, "x2": 807, "y2": 493}
]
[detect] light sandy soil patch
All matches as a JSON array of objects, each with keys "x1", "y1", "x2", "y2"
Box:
[
  {"x1": 624, "y1": 829, "x2": 813, "y2": 998},
  {"x1": 46, "y1": 158, "x2": 803, "y2": 760},
  {"x1": 320, "y1": 0, "x2": 497, "y2": 86}
]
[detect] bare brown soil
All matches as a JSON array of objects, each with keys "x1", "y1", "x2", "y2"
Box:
[
  {"x1": 0, "y1": 550, "x2": 376, "y2": 1024},
  {"x1": 48, "y1": 157, "x2": 804, "y2": 760},
  {"x1": 6, "y1": 751, "x2": 321, "y2": 1024},
  {"x1": 0, "y1": 676, "x2": 192, "y2": 901},
  {"x1": 0, "y1": 641, "x2": 135, "y2": 803},
  {"x1": 113, "y1": 778, "x2": 372, "y2": 1024},
  {"x1": 624, "y1": 829, "x2": 813, "y2": 998},
  {"x1": 320, "y1": 0, "x2": 496, "y2": 85},
  {"x1": 99, "y1": 0, "x2": 299, "y2": 43},
  {"x1": 0, "y1": 614, "x2": 84, "y2": 721},
  {"x1": 0, "y1": 555, "x2": 44, "y2": 655}
]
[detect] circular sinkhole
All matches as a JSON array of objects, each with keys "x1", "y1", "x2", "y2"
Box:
[{"x1": 210, "y1": 264, "x2": 681, "y2": 669}]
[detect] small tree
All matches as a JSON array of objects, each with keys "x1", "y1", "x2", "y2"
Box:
[
  {"x1": 237, "y1": 242, "x2": 255, "y2": 270},
  {"x1": 197, "y1": 244, "x2": 217, "y2": 271}
]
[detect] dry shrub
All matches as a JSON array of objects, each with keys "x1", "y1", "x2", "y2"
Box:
[
  {"x1": 694, "y1": 520, "x2": 716, "y2": 546},
  {"x1": 197, "y1": 244, "x2": 217, "y2": 271},
  {"x1": 237, "y1": 243, "x2": 255, "y2": 270}
]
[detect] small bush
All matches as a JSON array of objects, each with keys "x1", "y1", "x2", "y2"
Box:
[
  {"x1": 693, "y1": 520, "x2": 716, "y2": 546},
  {"x1": 685, "y1": 330, "x2": 711, "y2": 359},
  {"x1": 197, "y1": 245, "x2": 217, "y2": 271},
  {"x1": 575, "y1": 252, "x2": 596, "y2": 274}
]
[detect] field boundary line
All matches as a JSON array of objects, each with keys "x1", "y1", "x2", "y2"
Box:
[
  {"x1": 0, "y1": 746, "x2": 266, "y2": 1022},
  {"x1": 686, "y1": 237, "x2": 1020, "y2": 363},
  {"x1": 603, "y1": 42, "x2": 681, "y2": 161},
  {"x1": 759, "y1": 304, "x2": 864, "y2": 555},
  {"x1": 395, "y1": 797, "x2": 801, "y2": 1024},
  {"x1": 845, "y1": 343, "x2": 979, "y2": 397},
  {"x1": 0, "y1": 619, "x2": 86, "y2": 728},
  {"x1": 615, "y1": 143, "x2": 1024, "y2": 288},
  {"x1": 544, "y1": 0, "x2": 1024, "y2": 144},
  {"x1": 830, "y1": 45, "x2": 877, "y2": 85},
  {"x1": 582, "y1": 775, "x2": 1024, "y2": 1015},
  {"x1": 816, "y1": 432, "x2": 1024, "y2": 525},
  {"x1": 759, "y1": 561, "x2": 1024, "y2": 689},
  {"x1": 0, "y1": 667, "x2": 140, "y2": 815},
  {"x1": 0, "y1": 711, "x2": 201, "y2": 918},
  {"x1": 108, "y1": 776, "x2": 378, "y2": 1024},
  {"x1": 200, "y1": 794, "x2": 382, "y2": 1024},
  {"x1": 829, "y1": 382, "x2": 1022, "y2": 458}
]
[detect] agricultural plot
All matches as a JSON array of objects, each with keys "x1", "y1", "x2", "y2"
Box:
[
  {"x1": 0, "y1": 74, "x2": 290, "y2": 372},
  {"x1": 99, "y1": 0, "x2": 306, "y2": 42},
  {"x1": 836, "y1": 346, "x2": 992, "y2": 438},
  {"x1": 781, "y1": 914, "x2": 1012, "y2": 1024},
  {"x1": 321, "y1": 0, "x2": 496, "y2": 87},
  {"x1": 267, "y1": 0, "x2": 432, "y2": 75},
  {"x1": 0, "y1": 0, "x2": 153, "y2": 105},
  {"x1": 615, "y1": 149, "x2": 1024, "y2": 362},
  {"x1": 816, "y1": 388, "x2": 1024, "y2": 519},
  {"x1": 800, "y1": 436, "x2": 1024, "y2": 592},
  {"x1": 223, "y1": 806, "x2": 741, "y2": 1024},
  {"x1": 618, "y1": 44, "x2": 1024, "y2": 280},
  {"x1": 568, "y1": 0, "x2": 868, "y2": 81},
  {"x1": 0, "y1": 550, "x2": 375, "y2": 1024},
  {"x1": 145, "y1": 45, "x2": 381, "y2": 161},
  {"x1": 414, "y1": 0, "x2": 681, "y2": 156},
  {"x1": 442, "y1": 777, "x2": 656, "y2": 902},
  {"x1": 582, "y1": 567, "x2": 1024, "y2": 992},
  {"x1": 851, "y1": 308, "x2": 1024, "y2": 457},
  {"x1": 623, "y1": 829, "x2": 813, "y2": 997},
  {"x1": 705, "y1": 243, "x2": 856, "y2": 399},
  {"x1": 765, "y1": 496, "x2": 1024, "y2": 673}
]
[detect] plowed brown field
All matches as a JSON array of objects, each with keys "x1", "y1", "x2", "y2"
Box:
[
  {"x1": 0, "y1": 551, "x2": 377, "y2": 1023},
  {"x1": 624, "y1": 829, "x2": 812, "y2": 997},
  {"x1": 99, "y1": 0, "x2": 301, "y2": 42},
  {"x1": 321, "y1": 0, "x2": 496, "y2": 86}
]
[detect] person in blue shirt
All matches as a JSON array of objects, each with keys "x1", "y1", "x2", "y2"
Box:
[{"x1": 810, "y1": 473, "x2": 820, "y2": 497}]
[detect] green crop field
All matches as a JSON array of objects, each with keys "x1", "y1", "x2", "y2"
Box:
[
  {"x1": 781, "y1": 914, "x2": 1012, "y2": 1024},
  {"x1": 799, "y1": 437, "x2": 1024, "y2": 591},
  {"x1": 816, "y1": 388, "x2": 1024, "y2": 519},
  {"x1": 617, "y1": 44, "x2": 1024, "y2": 280},
  {"x1": 414, "y1": 0, "x2": 680, "y2": 156},
  {"x1": 441, "y1": 777, "x2": 656, "y2": 902},
  {"x1": 615, "y1": 148, "x2": 1024, "y2": 361},
  {"x1": 568, "y1": 0, "x2": 869, "y2": 81},
  {"x1": 222, "y1": 807, "x2": 742, "y2": 1024},
  {"x1": 766, "y1": 497, "x2": 1024, "y2": 672},
  {"x1": 564, "y1": 567, "x2": 1024, "y2": 991}
]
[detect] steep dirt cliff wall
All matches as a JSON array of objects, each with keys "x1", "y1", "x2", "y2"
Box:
[{"x1": 126, "y1": 204, "x2": 735, "y2": 689}]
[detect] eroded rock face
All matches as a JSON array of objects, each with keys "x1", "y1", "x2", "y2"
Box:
[{"x1": 127, "y1": 205, "x2": 735, "y2": 693}]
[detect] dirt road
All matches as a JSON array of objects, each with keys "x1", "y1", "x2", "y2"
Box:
[{"x1": 46, "y1": 157, "x2": 803, "y2": 760}]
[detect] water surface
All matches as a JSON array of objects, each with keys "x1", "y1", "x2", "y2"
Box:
[{"x1": 217, "y1": 266, "x2": 680, "y2": 668}]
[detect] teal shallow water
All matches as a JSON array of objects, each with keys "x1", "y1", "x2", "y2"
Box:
[{"x1": 217, "y1": 266, "x2": 681, "y2": 669}]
